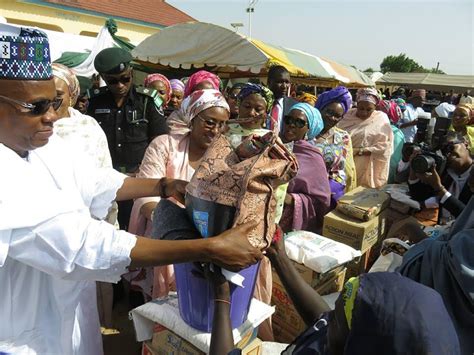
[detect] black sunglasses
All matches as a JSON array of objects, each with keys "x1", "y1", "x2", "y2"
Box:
[
  {"x1": 322, "y1": 108, "x2": 343, "y2": 120},
  {"x1": 284, "y1": 115, "x2": 307, "y2": 129},
  {"x1": 104, "y1": 75, "x2": 132, "y2": 85},
  {"x1": 0, "y1": 95, "x2": 63, "y2": 115}
]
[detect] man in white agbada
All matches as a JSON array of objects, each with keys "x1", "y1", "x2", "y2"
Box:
[{"x1": 0, "y1": 25, "x2": 262, "y2": 355}]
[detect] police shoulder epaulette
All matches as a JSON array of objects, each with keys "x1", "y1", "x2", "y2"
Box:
[
  {"x1": 88, "y1": 86, "x2": 109, "y2": 98},
  {"x1": 136, "y1": 86, "x2": 157, "y2": 98}
]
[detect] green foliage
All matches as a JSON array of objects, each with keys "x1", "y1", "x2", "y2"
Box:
[
  {"x1": 380, "y1": 53, "x2": 423, "y2": 73},
  {"x1": 379, "y1": 53, "x2": 445, "y2": 74},
  {"x1": 364, "y1": 67, "x2": 375, "y2": 73}
]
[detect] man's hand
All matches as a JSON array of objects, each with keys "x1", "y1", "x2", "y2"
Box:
[
  {"x1": 162, "y1": 178, "x2": 187, "y2": 204},
  {"x1": 209, "y1": 221, "x2": 263, "y2": 272},
  {"x1": 416, "y1": 166, "x2": 443, "y2": 191},
  {"x1": 386, "y1": 217, "x2": 427, "y2": 244}
]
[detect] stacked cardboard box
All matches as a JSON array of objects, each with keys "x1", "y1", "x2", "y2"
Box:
[
  {"x1": 271, "y1": 263, "x2": 346, "y2": 343},
  {"x1": 142, "y1": 323, "x2": 261, "y2": 355},
  {"x1": 323, "y1": 187, "x2": 391, "y2": 254}
]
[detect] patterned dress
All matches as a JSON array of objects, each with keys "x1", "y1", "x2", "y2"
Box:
[{"x1": 313, "y1": 127, "x2": 357, "y2": 208}]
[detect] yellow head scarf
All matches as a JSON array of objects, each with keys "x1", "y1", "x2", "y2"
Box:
[
  {"x1": 297, "y1": 92, "x2": 318, "y2": 106},
  {"x1": 342, "y1": 276, "x2": 360, "y2": 329}
]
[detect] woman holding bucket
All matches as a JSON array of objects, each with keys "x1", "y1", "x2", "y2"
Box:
[{"x1": 127, "y1": 89, "x2": 230, "y2": 299}]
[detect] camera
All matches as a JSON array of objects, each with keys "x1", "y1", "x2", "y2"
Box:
[
  {"x1": 404, "y1": 114, "x2": 451, "y2": 174},
  {"x1": 402, "y1": 142, "x2": 446, "y2": 174}
]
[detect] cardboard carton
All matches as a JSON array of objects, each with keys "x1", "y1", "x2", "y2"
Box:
[
  {"x1": 322, "y1": 210, "x2": 387, "y2": 253},
  {"x1": 314, "y1": 268, "x2": 346, "y2": 295},
  {"x1": 272, "y1": 260, "x2": 345, "y2": 288},
  {"x1": 272, "y1": 318, "x2": 299, "y2": 344},
  {"x1": 150, "y1": 324, "x2": 203, "y2": 355},
  {"x1": 271, "y1": 267, "x2": 346, "y2": 343},
  {"x1": 336, "y1": 186, "x2": 390, "y2": 221},
  {"x1": 146, "y1": 325, "x2": 261, "y2": 355}
]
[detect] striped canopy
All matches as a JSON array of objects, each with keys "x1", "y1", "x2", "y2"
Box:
[{"x1": 132, "y1": 22, "x2": 373, "y2": 87}]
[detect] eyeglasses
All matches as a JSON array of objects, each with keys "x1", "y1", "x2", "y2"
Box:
[
  {"x1": 283, "y1": 115, "x2": 307, "y2": 129},
  {"x1": 103, "y1": 75, "x2": 132, "y2": 86},
  {"x1": 322, "y1": 108, "x2": 343, "y2": 120},
  {"x1": 227, "y1": 93, "x2": 239, "y2": 100},
  {"x1": 196, "y1": 115, "x2": 227, "y2": 130},
  {"x1": 0, "y1": 95, "x2": 63, "y2": 115}
]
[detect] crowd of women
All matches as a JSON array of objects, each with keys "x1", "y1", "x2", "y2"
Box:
[{"x1": 50, "y1": 64, "x2": 473, "y2": 354}]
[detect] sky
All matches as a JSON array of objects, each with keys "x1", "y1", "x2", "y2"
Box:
[{"x1": 168, "y1": 0, "x2": 474, "y2": 75}]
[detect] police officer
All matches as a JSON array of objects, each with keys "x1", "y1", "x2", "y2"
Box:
[{"x1": 88, "y1": 47, "x2": 168, "y2": 229}]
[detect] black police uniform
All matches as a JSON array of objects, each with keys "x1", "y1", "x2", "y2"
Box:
[{"x1": 87, "y1": 85, "x2": 168, "y2": 174}]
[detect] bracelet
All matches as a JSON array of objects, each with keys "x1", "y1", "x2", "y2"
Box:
[
  {"x1": 150, "y1": 210, "x2": 155, "y2": 222},
  {"x1": 214, "y1": 298, "x2": 231, "y2": 305}
]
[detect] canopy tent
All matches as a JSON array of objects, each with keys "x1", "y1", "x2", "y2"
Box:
[
  {"x1": 132, "y1": 22, "x2": 373, "y2": 87},
  {"x1": 376, "y1": 72, "x2": 474, "y2": 92}
]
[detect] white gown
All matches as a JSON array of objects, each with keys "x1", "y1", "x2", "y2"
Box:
[{"x1": 0, "y1": 135, "x2": 137, "y2": 355}]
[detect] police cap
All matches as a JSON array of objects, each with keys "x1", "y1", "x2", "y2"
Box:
[{"x1": 94, "y1": 47, "x2": 133, "y2": 74}]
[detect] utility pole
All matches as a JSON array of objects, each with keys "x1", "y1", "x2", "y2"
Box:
[{"x1": 246, "y1": 0, "x2": 258, "y2": 39}]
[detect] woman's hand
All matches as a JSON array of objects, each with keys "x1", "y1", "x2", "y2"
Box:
[
  {"x1": 140, "y1": 201, "x2": 158, "y2": 220},
  {"x1": 266, "y1": 226, "x2": 287, "y2": 264},
  {"x1": 209, "y1": 221, "x2": 263, "y2": 272}
]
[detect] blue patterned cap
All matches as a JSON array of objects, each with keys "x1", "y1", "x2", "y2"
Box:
[{"x1": 0, "y1": 23, "x2": 52, "y2": 80}]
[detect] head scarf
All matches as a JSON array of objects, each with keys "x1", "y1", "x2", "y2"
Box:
[
  {"x1": 395, "y1": 97, "x2": 407, "y2": 111},
  {"x1": 314, "y1": 86, "x2": 353, "y2": 114},
  {"x1": 52, "y1": 63, "x2": 80, "y2": 107},
  {"x1": 144, "y1": 73, "x2": 171, "y2": 103},
  {"x1": 184, "y1": 70, "x2": 220, "y2": 98},
  {"x1": 377, "y1": 100, "x2": 403, "y2": 124},
  {"x1": 288, "y1": 102, "x2": 324, "y2": 140},
  {"x1": 434, "y1": 102, "x2": 455, "y2": 118},
  {"x1": 456, "y1": 103, "x2": 474, "y2": 124},
  {"x1": 410, "y1": 89, "x2": 427, "y2": 99},
  {"x1": 342, "y1": 272, "x2": 460, "y2": 354},
  {"x1": 167, "y1": 89, "x2": 229, "y2": 135},
  {"x1": 296, "y1": 92, "x2": 318, "y2": 106},
  {"x1": 170, "y1": 78, "x2": 185, "y2": 92},
  {"x1": 356, "y1": 87, "x2": 380, "y2": 106},
  {"x1": 237, "y1": 83, "x2": 274, "y2": 112}
]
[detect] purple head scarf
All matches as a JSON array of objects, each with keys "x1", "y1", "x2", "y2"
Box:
[
  {"x1": 315, "y1": 86, "x2": 353, "y2": 114},
  {"x1": 170, "y1": 79, "x2": 185, "y2": 92}
]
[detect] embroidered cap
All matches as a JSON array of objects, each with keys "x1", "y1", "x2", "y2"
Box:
[{"x1": 0, "y1": 23, "x2": 52, "y2": 80}]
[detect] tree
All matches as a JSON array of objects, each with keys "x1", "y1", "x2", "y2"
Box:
[
  {"x1": 364, "y1": 67, "x2": 375, "y2": 73},
  {"x1": 380, "y1": 53, "x2": 427, "y2": 73}
]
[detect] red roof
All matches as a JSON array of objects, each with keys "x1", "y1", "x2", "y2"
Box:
[{"x1": 42, "y1": 0, "x2": 195, "y2": 27}]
